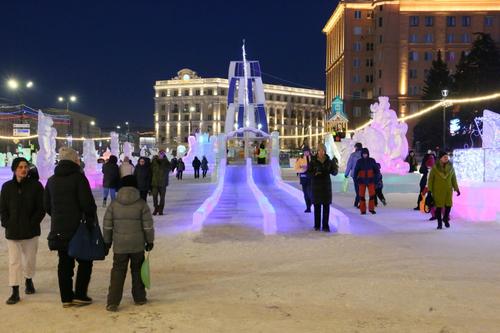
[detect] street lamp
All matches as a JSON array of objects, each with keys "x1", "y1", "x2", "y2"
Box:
[
  {"x1": 6, "y1": 79, "x2": 19, "y2": 90},
  {"x1": 90, "y1": 120, "x2": 95, "y2": 126},
  {"x1": 441, "y1": 89, "x2": 449, "y2": 150},
  {"x1": 58, "y1": 95, "x2": 77, "y2": 112},
  {"x1": 6, "y1": 78, "x2": 34, "y2": 103}
]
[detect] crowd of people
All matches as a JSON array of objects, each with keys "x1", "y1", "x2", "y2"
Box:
[
  {"x1": 0, "y1": 141, "x2": 462, "y2": 311},
  {"x1": 294, "y1": 142, "x2": 460, "y2": 231},
  {"x1": 0, "y1": 147, "x2": 211, "y2": 311}
]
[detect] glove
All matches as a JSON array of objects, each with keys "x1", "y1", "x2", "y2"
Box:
[
  {"x1": 145, "y1": 243, "x2": 154, "y2": 252},
  {"x1": 344, "y1": 174, "x2": 349, "y2": 178},
  {"x1": 104, "y1": 243, "x2": 112, "y2": 256},
  {"x1": 456, "y1": 190, "x2": 461, "y2": 196}
]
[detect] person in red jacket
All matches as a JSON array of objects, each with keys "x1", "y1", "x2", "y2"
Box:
[{"x1": 354, "y1": 148, "x2": 381, "y2": 215}]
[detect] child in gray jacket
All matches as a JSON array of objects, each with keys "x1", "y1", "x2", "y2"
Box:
[{"x1": 103, "y1": 175, "x2": 154, "y2": 312}]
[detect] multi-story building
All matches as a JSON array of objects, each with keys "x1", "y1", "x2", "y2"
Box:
[
  {"x1": 154, "y1": 69, "x2": 325, "y2": 150},
  {"x1": 323, "y1": 0, "x2": 500, "y2": 129},
  {"x1": 0, "y1": 104, "x2": 101, "y2": 153}
]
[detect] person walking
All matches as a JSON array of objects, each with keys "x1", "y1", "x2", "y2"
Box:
[
  {"x1": 103, "y1": 175, "x2": 154, "y2": 312},
  {"x1": 134, "y1": 157, "x2": 151, "y2": 202},
  {"x1": 428, "y1": 152, "x2": 460, "y2": 229},
  {"x1": 119, "y1": 157, "x2": 135, "y2": 178},
  {"x1": 257, "y1": 143, "x2": 267, "y2": 165},
  {"x1": 294, "y1": 147, "x2": 312, "y2": 213},
  {"x1": 373, "y1": 162, "x2": 387, "y2": 206},
  {"x1": 151, "y1": 152, "x2": 171, "y2": 216},
  {"x1": 344, "y1": 142, "x2": 363, "y2": 207},
  {"x1": 414, "y1": 151, "x2": 435, "y2": 210},
  {"x1": 192, "y1": 157, "x2": 201, "y2": 179},
  {"x1": 405, "y1": 150, "x2": 418, "y2": 173},
  {"x1": 309, "y1": 144, "x2": 338, "y2": 232},
  {"x1": 177, "y1": 158, "x2": 185, "y2": 180},
  {"x1": 201, "y1": 156, "x2": 209, "y2": 178},
  {"x1": 354, "y1": 148, "x2": 380, "y2": 215},
  {"x1": 102, "y1": 155, "x2": 120, "y2": 207},
  {"x1": 170, "y1": 156, "x2": 178, "y2": 174},
  {"x1": 1, "y1": 157, "x2": 45, "y2": 305},
  {"x1": 44, "y1": 147, "x2": 97, "y2": 308}
]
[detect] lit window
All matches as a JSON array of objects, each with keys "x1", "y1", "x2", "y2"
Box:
[
  {"x1": 354, "y1": 27, "x2": 362, "y2": 35},
  {"x1": 445, "y1": 51, "x2": 456, "y2": 62},
  {"x1": 446, "y1": 33, "x2": 454, "y2": 43},
  {"x1": 485, "y1": 16, "x2": 493, "y2": 27},
  {"x1": 424, "y1": 33, "x2": 433, "y2": 43},
  {"x1": 425, "y1": 16, "x2": 434, "y2": 27},
  {"x1": 409, "y1": 51, "x2": 419, "y2": 61},
  {"x1": 354, "y1": 10, "x2": 362, "y2": 19},
  {"x1": 409, "y1": 16, "x2": 419, "y2": 27},
  {"x1": 462, "y1": 16, "x2": 471, "y2": 27},
  {"x1": 409, "y1": 33, "x2": 418, "y2": 43},
  {"x1": 424, "y1": 51, "x2": 433, "y2": 61},
  {"x1": 353, "y1": 58, "x2": 360, "y2": 67},
  {"x1": 462, "y1": 33, "x2": 471, "y2": 43},
  {"x1": 353, "y1": 42, "x2": 361, "y2": 51},
  {"x1": 447, "y1": 16, "x2": 456, "y2": 27}
]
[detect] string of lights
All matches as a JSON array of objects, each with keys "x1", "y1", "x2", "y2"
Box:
[{"x1": 279, "y1": 92, "x2": 500, "y2": 139}]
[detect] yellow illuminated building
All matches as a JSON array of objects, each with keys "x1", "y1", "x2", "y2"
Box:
[
  {"x1": 323, "y1": 0, "x2": 500, "y2": 129},
  {"x1": 154, "y1": 69, "x2": 325, "y2": 150}
]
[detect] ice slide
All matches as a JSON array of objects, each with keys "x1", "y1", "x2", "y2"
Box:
[{"x1": 193, "y1": 158, "x2": 350, "y2": 234}]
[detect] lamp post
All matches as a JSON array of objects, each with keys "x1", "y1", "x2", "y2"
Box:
[
  {"x1": 58, "y1": 95, "x2": 77, "y2": 138},
  {"x1": 441, "y1": 89, "x2": 449, "y2": 150},
  {"x1": 125, "y1": 121, "x2": 130, "y2": 142},
  {"x1": 5, "y1": 78, "x2": 34, "y2": 104}
]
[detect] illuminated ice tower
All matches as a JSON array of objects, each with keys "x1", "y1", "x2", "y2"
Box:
[{"x1": 225, "y1": 41, "x2": 269, "y2": 136}]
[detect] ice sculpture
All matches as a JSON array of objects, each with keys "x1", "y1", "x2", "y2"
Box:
[
  {"x1": 6, "y1": 152, "x2": 14, "y2": 167},
  {"x1": 83, "y1": 139, "x2": 98, "y2": 174},
  {"x1": 324, "y1": 133, "x2": 341, "y2": 163},
  {"x1": 182, "y1": 132, "x2": 216, "y2": 166},
  {"x1": 31, "y1": 153, "x2": 37, "y2": 167},
  {"x1": 110, "y1": 132, "x2": 119, "y2": 156},
  {"x1": 352, "y1": 97, "x2": 409, "y2": 174},
  {"x1": 271, "y1": 131, "x2": 280, "y2": 159},
  {"x1": 140, "y1": 145, "x2": 147, "y2": 157},
  {"x1": 481, "y1": 110, "x2": 500, "y2": 149},
  {"x1": 0, "y1": 153, "x2": 6, "y2": 167},
  {"x1": 36, "y1": 111, "x2": 57, "y2": 180},
  {"x1": 123, "y1": 142, "x2": 133, "y2": 159},
  {"x1": 177, "y1": 145, "x2": 187, "y2": 158}
]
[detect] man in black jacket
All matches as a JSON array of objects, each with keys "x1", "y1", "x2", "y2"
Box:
[
  {"x1": 1, "y1": 157, "x2": 45, "y2": 305},
  {"x1": 44, "y1": 147, "x2": 97, "y2": 308}
]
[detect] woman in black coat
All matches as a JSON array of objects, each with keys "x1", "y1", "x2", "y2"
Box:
[
  {"x1": 44, "y1": 147, "x2": 97, "y2": 307},
  {"x1": 1, "y1": 157, "x2": 45, "y2": 305},
  {"x1": 308, "y1": 144, "x2": 338, "y2": 232},
  {"x1": 192, "y1": 157, "x2": 201, "y2": 179},
  {"x1": 134, "y1": 157, "x2": 152, "y2": 201},
  {"x1": 201, "y1": 156, "x2": 209, "y2": 178},
  {"x1": 102, "y1": 155, "x2": 120, "y2": 207}
]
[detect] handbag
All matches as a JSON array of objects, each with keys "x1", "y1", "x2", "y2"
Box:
[{"x1": 68, "y1": 215, "x2": 106, "y2": 261}]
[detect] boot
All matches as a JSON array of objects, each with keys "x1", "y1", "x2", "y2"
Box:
[
  {"x1": 6, "y1": 286, "x2": 20, "y2": 305},
  {"x1": 103, "y1": 199, "x2": 107, "y2": 208},
  {"x1": 152, "y1": 208, "x2": 158, "y2": 216},
  {"x1": 436, "y1": 208, "x2": 443, "y2": 229},
  {"x1": 25, "y1": 278, "x2": 35, "y2": 294}
]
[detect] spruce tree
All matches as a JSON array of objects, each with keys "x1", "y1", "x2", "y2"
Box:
[{"x1": 422, "y1": 50, "x2": 452, "y2": 100}]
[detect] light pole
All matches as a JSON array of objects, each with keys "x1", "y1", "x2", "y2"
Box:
[
  {"x1": 58, "y1": 95, "x2": 77, "y2": 138},
  {"x1": 5, "y1": 78, "x2": 34, "y2": 104},
  {"x1": 441, "y1": 89, "x2": 449, "y2": 150},
  {"x1": 125, "y1": 121, "x2": 130, "y2": 142}
]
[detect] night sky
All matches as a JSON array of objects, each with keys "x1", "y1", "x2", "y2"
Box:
[{"x1": 1, "y1": 1, "x2": 338, "y2": 128}]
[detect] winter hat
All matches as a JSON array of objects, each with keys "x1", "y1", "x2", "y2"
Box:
[
  {"x1": 121, "y1": 175, "x2": 138, "y2": 188},
  {"x1": 59, "y1": 147, "x2": 79, "y2": 164},
  {"x1": 11, "y1": 157, "x2": 29, "y2": 172},
  {"x1": 438, "y1": 151, "x2": 448, "y2": 159},
  {"x1": 361, "y1": 147, "x2": 370, "y2": 157}
]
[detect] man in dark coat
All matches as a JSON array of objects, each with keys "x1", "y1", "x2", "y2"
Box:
[
  {"x1": 134, "y1": 157, "x2": 151, "y2": 202},
  {"x1": 151, "y1": 151, "x2": 171, "y2": 216},
  {"x1": 192, "y1": 156, "x2": 201, "y2": 179},
  {"x1": 354, "y1": 148, "x2": 380, "y2": 215},
  {"x1": 344, "y1": 142, "x2": 363, "y2": 207},
  {"x1": 102, "y1": 155, "x2": 120, "y2": 207},
  {"x1": 201, "y1": 156, "x2": 209, "y2": 178},
  {"x1": 308, "y1": 144, "x2": 338, "y2": 232},
  {"x1": 44, "y1": 147, "x2": 97, "y2": 307},
  {"x1": 1, "y1": 157, "x2": 45, "y2": 305}
]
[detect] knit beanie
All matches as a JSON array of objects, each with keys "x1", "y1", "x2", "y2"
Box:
[
  {"x1": 121, "y1": 175, "x2": 138, "y2": 188},
  {"x1": 11, "y1": 157, "x2": 29, "y2": 172},
  {"x1": 59, "y1": 147, "x2": 79, "y2": 164}
]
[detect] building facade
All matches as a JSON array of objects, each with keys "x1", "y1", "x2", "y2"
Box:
[
  {"x1": 0, "y1": 104, "x2": 101, "y2": 153},
  {"x1": 323, "y1": 0, "x2": 500, "y2": 129},
  {"x1": 154, "y1": 69, "x2": 325, "y2": 150}
]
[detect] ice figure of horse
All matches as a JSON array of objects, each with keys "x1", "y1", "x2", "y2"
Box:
[
  {"x1": 352, "y1": 97, "x2": 409, "y2": 174},
  {"x1": 36, "y1": 110, "x2": 57, "y2": 180}
]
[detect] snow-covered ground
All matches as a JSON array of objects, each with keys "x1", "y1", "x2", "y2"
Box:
[{"x1": 1, "y1": 168, "x2": 500, "y2": 332}]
